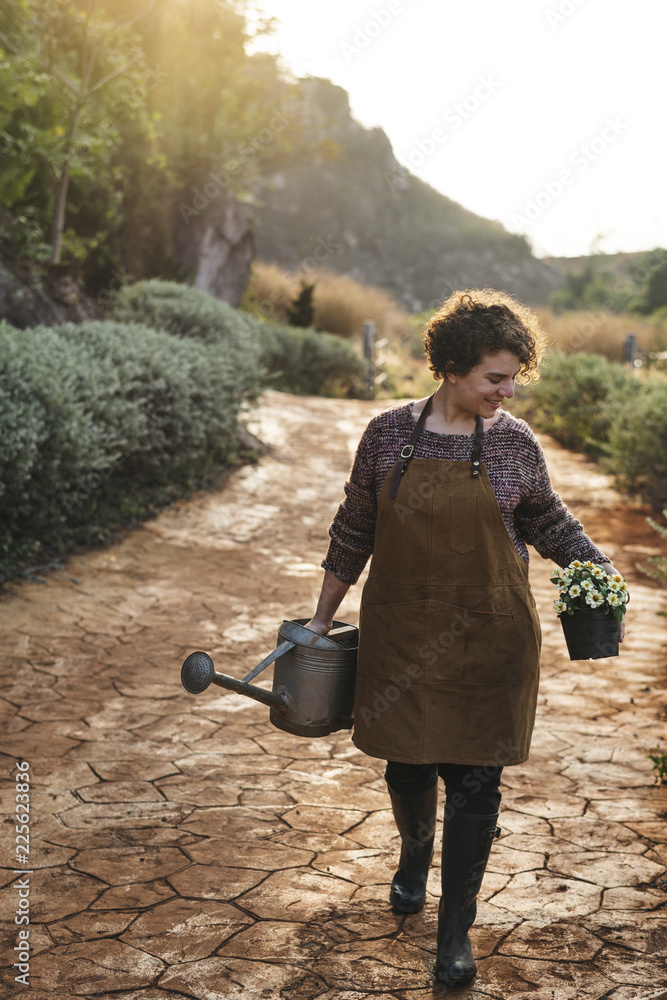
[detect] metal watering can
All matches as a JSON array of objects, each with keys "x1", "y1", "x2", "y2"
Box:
[{"x1": 181, "y1": 618, "x2": 358, "y2": 737}]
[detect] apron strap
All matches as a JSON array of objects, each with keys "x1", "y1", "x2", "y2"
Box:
[
  {"x1": 471, "y1": 415, "x2": 484, "y2": 477},
  {"x1": 388, "y1": 401, "x2": 485, "y2": 497},
  {"x1": 388, "y1": 394, "x2": 434, "y2": 500}
]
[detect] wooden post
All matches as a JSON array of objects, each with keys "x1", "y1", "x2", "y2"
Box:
[
  {"x1": 623, "y1": 333, "x2": 638, "y2": 367},
  {"x1": 363, "y1": 320, "x2": 376, "y2": 397}
]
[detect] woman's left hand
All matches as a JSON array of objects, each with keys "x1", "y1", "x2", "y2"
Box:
[{"x1": 600, "y1": 560, "x2": 627, "y2": 643}]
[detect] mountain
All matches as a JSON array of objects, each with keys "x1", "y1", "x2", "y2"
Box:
[{"x1": 249, "y1": 78, "x2": 562, "y2": 310}]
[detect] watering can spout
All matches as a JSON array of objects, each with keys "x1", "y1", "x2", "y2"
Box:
[{"x1": 181, "y1": 651, "x2": 289, "y2": 711}]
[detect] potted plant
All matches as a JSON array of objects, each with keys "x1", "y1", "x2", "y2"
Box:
[{"x1": 550, "y1": 561, "x2": 629, "y2": 660}]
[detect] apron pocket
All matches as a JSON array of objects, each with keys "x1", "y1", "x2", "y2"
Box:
[
  {"x1": 358, "y1": 599, "x2": 429, "y2": 682},
  {"x1": 424, "y1": 599, "x2": 518, "y2": 687},
  {"x1": 450, "y1": 495, "x2": 476, "y2": 553}
]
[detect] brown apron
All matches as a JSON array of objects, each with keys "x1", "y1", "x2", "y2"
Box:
[{"x1": 353, "y1": 400, "x2": 541, "y2": 766}]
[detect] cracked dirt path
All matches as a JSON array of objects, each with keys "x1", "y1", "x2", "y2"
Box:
[{"x1": 1, "y1": 389, "x2": 666, "y2": 1000}]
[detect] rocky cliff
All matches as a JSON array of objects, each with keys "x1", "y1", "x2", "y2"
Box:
[{"x1": 251, "y1": 78, "x2": 561, "y2": 309}]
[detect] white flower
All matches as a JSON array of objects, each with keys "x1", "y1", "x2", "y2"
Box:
[
  {"x1": 592, "y1": 566, "x2": 606, "y2": 579},
  {"x1": 584, "y1": 561, "x2": 595, "y2": 570},
  {"x1": 568, "y1": 584, "x2": 581, "y2": 597},
  {"x1": 582, "y1": 579, "x2": 594, "y2": 591},
  {"x1": 553, "y1": 600, "x2": 567, "y2": 614},
  {"x1": 611, "y1": 573, "x2": 623, "y2": 583},
  {"x1": 571, "y1": 560, "x2": 583, "y2": 569},
  {"x1": 609, "y1": 580, "x2": 622, "y2": 592},
  {"x1": 608, "y1": 592, "x2": 623, "y2": 607},
  {"x1": 562, "y1": 568, "x2": 574, "y2": 582},
  {"x1": 585, "y1": 590, "x2": 604, "y2": 607}
]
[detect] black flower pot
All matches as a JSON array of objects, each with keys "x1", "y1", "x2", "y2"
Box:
[{"x1": 559, "y1": 606, "x2": 620, "y2": 660}]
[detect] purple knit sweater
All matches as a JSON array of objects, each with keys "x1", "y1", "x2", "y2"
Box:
[{"x1": 322, "y1": 402, "x2": 608, "y2": 585}]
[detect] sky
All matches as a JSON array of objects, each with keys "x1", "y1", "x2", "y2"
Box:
[{"x1": 247, "y1": 0, "x2": 667, "y2": 260}]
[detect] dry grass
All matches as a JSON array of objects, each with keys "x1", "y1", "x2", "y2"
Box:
[
  {"x1": 243, "y1": 262, "x2": 411, "y2": 341},
  {"x1": 310, "y1": 270, "x2": 411, "y2": 342},
  {"x1": 536, "y1": 308, "x2": 667, "y2": 361},
  {"x1": 243, "y1": 265, "x2": 667, "y2": 398},
  {"x1": 243, "y1": 262, "x2": 298, "y2": 321}
]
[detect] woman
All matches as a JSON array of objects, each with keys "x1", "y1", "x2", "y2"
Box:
[{"x1": 306, "y1": 288, "x2": 624, "y2": 987}]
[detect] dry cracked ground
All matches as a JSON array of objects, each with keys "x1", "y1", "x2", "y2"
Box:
[{"x1": 1, "y1": 389, "x2": 667, "y2": 1000}]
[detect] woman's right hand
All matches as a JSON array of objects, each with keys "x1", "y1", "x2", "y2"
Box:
[
  {"x1": 303, "y1": 618, "x2": 332, "y2": 636},
  {"x1": 305, "y1": 570, "x2": 351, "y2": 638}
]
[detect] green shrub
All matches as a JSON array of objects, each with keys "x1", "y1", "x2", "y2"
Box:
[
  {"x1": 259, "y1": 322, "x2": 366, "y2": 396},
  {"x1": 604, "y1": 379, "x2": 667, "y2": 506},
  {"x1": 54, "y1": 320, "x2": 253, "y2": 482},
  {"x1": 111, "y1": 279, "x2": 263, "y2": 348},
  {"x1": 0, "y1": 319, "x2": 259, "y2": 581},
  {"x1": 111, "y1": 279, "x2": 365, "y2": 397},
  {"x1": 636, "y1": 509, "x2": 667, "y2": 586},
  {"x1": 522, "y1": 351, "x2": 639, "y2": 452},
  {"x1": 0, "y1": 321, "x2": 120, "y2": 567},
  {"x1": 0, "y1": 284, "x2": 365, "y2": 581}
]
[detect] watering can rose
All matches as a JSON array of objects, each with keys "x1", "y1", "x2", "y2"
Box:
[{"x1": 550, "y1": 561, "x2": 628, "y2": 622}]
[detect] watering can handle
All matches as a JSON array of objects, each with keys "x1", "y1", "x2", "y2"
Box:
[
  {"x1": 241, "y1": 623, "x2": 356, "y2": 684},
  {"x1": 242, "y1": 639, "x2": 295, "y2": 683}
]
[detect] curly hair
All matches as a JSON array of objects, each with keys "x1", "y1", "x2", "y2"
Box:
[{"x1": 423, "y1": 288, "x2": 547, "y2": 384}]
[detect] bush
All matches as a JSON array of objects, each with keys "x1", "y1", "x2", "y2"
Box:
[
  {"x1": 0, "y1": 319, "x2": 259, "y2": 581},
  {"x1": 112, "y1": 278, "x2": 365, "y2": 397},
  {"x1": 0, "y1": 322, "x2": 119, "y2": 568},
  {"x1": 54, "y1": 320, "x2": 253, "y2": 483},
  {"x1": 604, "y1": 380, "x2": 667, "y2": 506},
  {"x1": 259, "y1": 322, "x2": 366, "y2": 396},
  {"x1": 636, "y1": 510, "x2": 667, "y2": 586},
  {"x1": 111, "y1": 279, "x2": 261, "y2": 344},
  {"x1": 521, "y1": 351, "x2": 640, "y2": 452}
]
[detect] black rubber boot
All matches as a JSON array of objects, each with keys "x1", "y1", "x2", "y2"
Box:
[
  {"x1": 387, "y1": 783, "x2": 438, "y2": 913},
  {"x1": 435, "y1": 809, "x2": 500, "y2": 985}
]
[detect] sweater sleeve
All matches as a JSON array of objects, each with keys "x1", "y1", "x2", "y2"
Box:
[
  {"x1": 513, "y1": 429, "x2": 609, "y2": 567},
  {"x1": 321, "y1": 419, "x2": 379, "y2": 584}
]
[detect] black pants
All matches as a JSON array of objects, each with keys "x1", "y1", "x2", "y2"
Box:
[{"x1": 385, "y1": 761, "x2": 502, "y2": 817}]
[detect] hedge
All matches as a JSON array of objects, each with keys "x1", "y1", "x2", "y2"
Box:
[
  {"x1": 111, "y1": 279, "x2": 365, "y2": 396},
  {"x1": 258, "y1": 322, "x2": 366, "y2": 396},
  {"x1": 520, "y1": 351, "x2": 640, "y2": 453},
  {"x1": 519, "y1": 350, "x2": 667, "y2": 506},
  {"x1": 604, "y1": 379, "x2": 667, "y2": 506},
  {"x1": 0, "y1": 282, "x2": 367, "y2": 580},
  {"x1": 0, "y1": 318, "x2": 260, "y2": 581}
]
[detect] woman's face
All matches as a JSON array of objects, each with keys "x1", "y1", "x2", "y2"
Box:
[{"x1": 447, "y1": 350, "x2": 521, "y2": 420}]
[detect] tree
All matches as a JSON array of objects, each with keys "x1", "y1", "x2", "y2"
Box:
[
  {"x1": 0, "y1": 0, "x2": 304, "y2": 291},
  {"x1": 286, "y1": 280, "x2": 315, "y2": 328},
  {"x1": 643, "y1": 259, "x2": 667, "y2": 315},
  {"x1": 0, "y1": 0, "x2": 154, "y2": 266}
]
